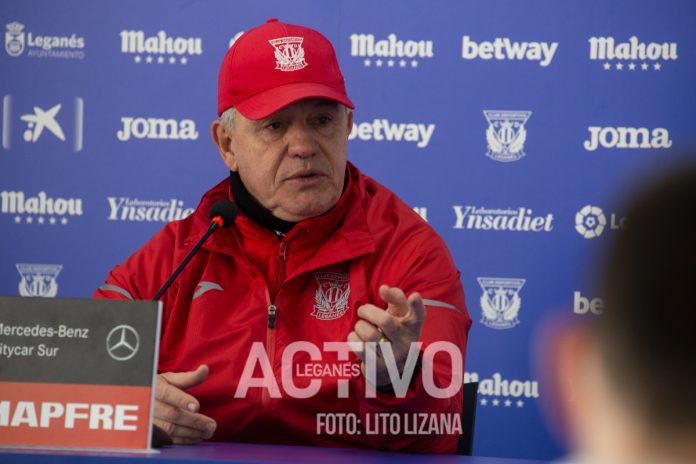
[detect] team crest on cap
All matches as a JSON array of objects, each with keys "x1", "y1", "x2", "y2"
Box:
[
  {"x1": 477, "y1": 277, "x2": 525, "y2": 329},
  {"x1": 269, "y1": 36, "x2": 308, "y2": 71},
  {"x1": 484, "y1": 110, "x2": 532, "y2": 162},
  {"x1": 312, "y1": 271, "x2": 350, "y2": 320},
  {"x1": 16, "y1": 263, "x2": 62, "y2": 297}
]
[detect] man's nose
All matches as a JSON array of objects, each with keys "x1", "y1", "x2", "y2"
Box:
[{"x1": 285, "y1": 123, "x2": 317, "y2": 158}]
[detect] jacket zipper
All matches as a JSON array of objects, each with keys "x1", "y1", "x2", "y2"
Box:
[{"x1": 261, "y1": 241, "x2": 287, "y2": 407}]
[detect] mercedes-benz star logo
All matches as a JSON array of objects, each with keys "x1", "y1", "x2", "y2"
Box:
[{"x1": 106, "y1": 325, "x2": 140, "y2": 361}]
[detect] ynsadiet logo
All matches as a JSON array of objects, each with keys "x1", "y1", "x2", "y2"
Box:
[
  {"x1": 120, "y1": 30, "x2": 202, "y2": 64},
  {"x1": 107, "y1": 197, "x2": 194, "y2": 223},
  {"x1": 583, "y1": 126, "x2": 671, "y2": 151},
  {"x1": 1, "y1": 191, "x2": 83, "y2": 225},
  {"x1": 350, "y1": 33, "x2": 433, "y2": 68},
  {"x1": 462, "y1": 36, "x2": 558, "y2": 67},
  {"x1": 477, "y1": 277, "x2": 525, "y2": 330},
  {"x1": 269, "y1": 36, "x2": 307, "y2": 71},
  {"x1": 312, "y1": 272, "x2": 350, "y2": 320},
  {"x1": 349, "y1": 118, "x2": 435, "y2": 148},
  {"x1": 16, "y1": 263, "x2": 62, "y2": 297},
  {"x1": 5, "y1": 21, "x2": 85, "y2": 59},
  {"x1": 453, "y1": 206, "x2": 553, "y2": 232},
  {"x1": 575, "y1": 205, "x2": 626, "y2": 239},
  {"x1": 117, "y1": 116, "x2": 199, "y2": 141},
  {"x1": 484, "y1": 110, "x2": 531, "y2": 162},
  {"x1": 465, "y1": 372, "x2": 539, "y2": 408},
  {"x1": 2, "y1": 95, "x2": 84, "y2": 152},
  {"x1": 589, "y1": 36, "x2": 677, "y2": 71}
]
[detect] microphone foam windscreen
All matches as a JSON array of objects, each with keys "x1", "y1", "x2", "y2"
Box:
[{"x1": 209, "y1": 200, "x2": 239, "y2": 227}]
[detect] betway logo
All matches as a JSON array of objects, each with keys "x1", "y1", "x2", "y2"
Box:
[
  {"x1": 120, "y1": 30, "x2": 202, "y2": 64},
  {"x1": 117, "y1": 117, "x2": 199, "y2": 141},
  {"x1": 107, "y1": 197, "x2": 194, "y2": 223},
  {"x1": 590, "y1": 36, "x2": 677, "y2": 62},
  {"x1": 453, "y1": 206, "x2": 553, "y2": 232},
  {"x1": 349, "y1": 119, "x2": 435, "y2": 148},
  {"x1": 462, "y1": 36, "x2": 558, "y2": 67},
  {"x1": 574, "y1": 291, "x2": 604, "y2": 315},
  {"x1": 465, "y1": 372, "x2": 539, "y2": 408},
  {"x1": 584, "y1": 126, "x2": 671, "y2": 151}
]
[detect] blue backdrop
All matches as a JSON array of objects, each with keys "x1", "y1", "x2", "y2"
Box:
[{"x1": 2, "y1": 0, "x2": 696, "y2": 459}]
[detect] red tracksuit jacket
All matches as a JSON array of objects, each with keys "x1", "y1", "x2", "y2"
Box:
[{"x1": 95, "y1": 162, "x2": 471, "y2": 453}]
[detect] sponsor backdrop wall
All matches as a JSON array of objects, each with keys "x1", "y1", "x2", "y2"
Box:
[{"x1": 2, "y1": 0, "x2": 695, "y2": 459}]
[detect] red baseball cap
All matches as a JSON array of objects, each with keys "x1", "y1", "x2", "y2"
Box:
[{"x1": 217, "y1": 19, "x2": 355, "y2": 120}]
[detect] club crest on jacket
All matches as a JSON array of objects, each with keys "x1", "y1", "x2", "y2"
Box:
[{"x1": 312, "y1": 271, "x2": 350, "y2": 320}]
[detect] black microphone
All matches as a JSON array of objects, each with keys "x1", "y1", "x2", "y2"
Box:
[{"x1": 152, "y1": 200, "x2": 238, "y2": 301}]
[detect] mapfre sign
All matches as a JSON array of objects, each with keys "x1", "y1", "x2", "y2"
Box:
[{"x1": 0, "y1": 297, "x2": 161, "y2": 451}]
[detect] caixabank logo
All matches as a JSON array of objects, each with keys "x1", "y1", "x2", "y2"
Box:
[
  {"x1": 589, "y1": 36, "x2": 678, "y2": 72},
  {"x1": 2, "y1": 95, "x2": 84, "y2": 152},
  {"x1": 4, "y1": 21, "x2": 85, "y2": 60},
  {"x1": 120, "y1": 29, "x2": 202, "y2": 65},
  {"x1": 1, "y1": 191, "x2": 83, "y2": 225},
  {"x1": 464, "y1": 372, "x2": 539, "y2": 409},
  {"x1": 349, "y1": 33, "x2": 433, "y2": 68},
  {"x1": 349, "y1": 118, "x2": 435, "y2": 149}
]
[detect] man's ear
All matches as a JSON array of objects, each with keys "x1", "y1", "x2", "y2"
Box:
[
  {"x1": 346, "y1": 109, "x2": 353, "y2": 134},
  {"x1": 211, "y1": 119, "x2": 238, "y2": 171}
]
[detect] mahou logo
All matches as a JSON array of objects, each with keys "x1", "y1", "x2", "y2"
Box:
[
  {"x1": 589, "y1": 36, "x2": 678, "y2": 71},
  {"x1": 117, "y1": 116, "x2": 199, "y2": 141},
  {"x1": 583, "y1": 126, "x2": 672, "y2": 151},
  {"x1": 350, "y1": 33, "x2": 433, "y2": 68},
  {"x1": 1, "y1": 191, "x2": 83, "y2": 225},
  {"x1": 107, "y1": 197, "x2": 194, "y2": 223},
  {"x1": 465, "y1": 372, "x2": 539, "y2": 409},
  {"x1": 120, "y1": 30, "x2": 202, "y2": 64}
]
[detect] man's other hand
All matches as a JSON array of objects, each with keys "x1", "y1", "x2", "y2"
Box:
[
  {"x1": 348, "y1": 285, "x2": 425, "y2": 388},
  {"x1": 154, "y1": 364, "x2": 217, "y2": 444}
]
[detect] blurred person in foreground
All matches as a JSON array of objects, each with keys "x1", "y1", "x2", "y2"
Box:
[
  {"x1": 545, "y1": 162, "x2": 696, "y2": 463},
  {"x1": 95, "y1": 19, "x2": 470, "y2": 453}
]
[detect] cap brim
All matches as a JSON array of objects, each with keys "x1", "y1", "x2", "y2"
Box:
[{"x1": 233, "y1": 82, "x2": 355, "y2": 120}]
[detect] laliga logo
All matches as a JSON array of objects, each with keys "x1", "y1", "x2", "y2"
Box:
[
  {"x1": 575, "y1": 205, "x2": 627, "y2": 239},
  {"x1": 269, "y1": 36, "x2": 307, "y2": 72},
  {"x1": 575, "y1": 205, "x2": 606, "y2": 239},
  {"x1": 484, "y1": 110, "x2": 532, "y2": 162}
]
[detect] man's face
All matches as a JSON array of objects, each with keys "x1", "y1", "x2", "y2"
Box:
[{"x1": 214, "y1": 99, "x2": 353, "y2": 222}]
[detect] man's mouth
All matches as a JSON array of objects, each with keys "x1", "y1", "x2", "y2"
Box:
[{"x1": 287, "y1": 169, "x2": 326, "y2": 181}]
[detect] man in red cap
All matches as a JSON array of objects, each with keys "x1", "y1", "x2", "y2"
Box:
[{"x1": 96, "y1": 19, "x2": 471, "y2": 453}]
